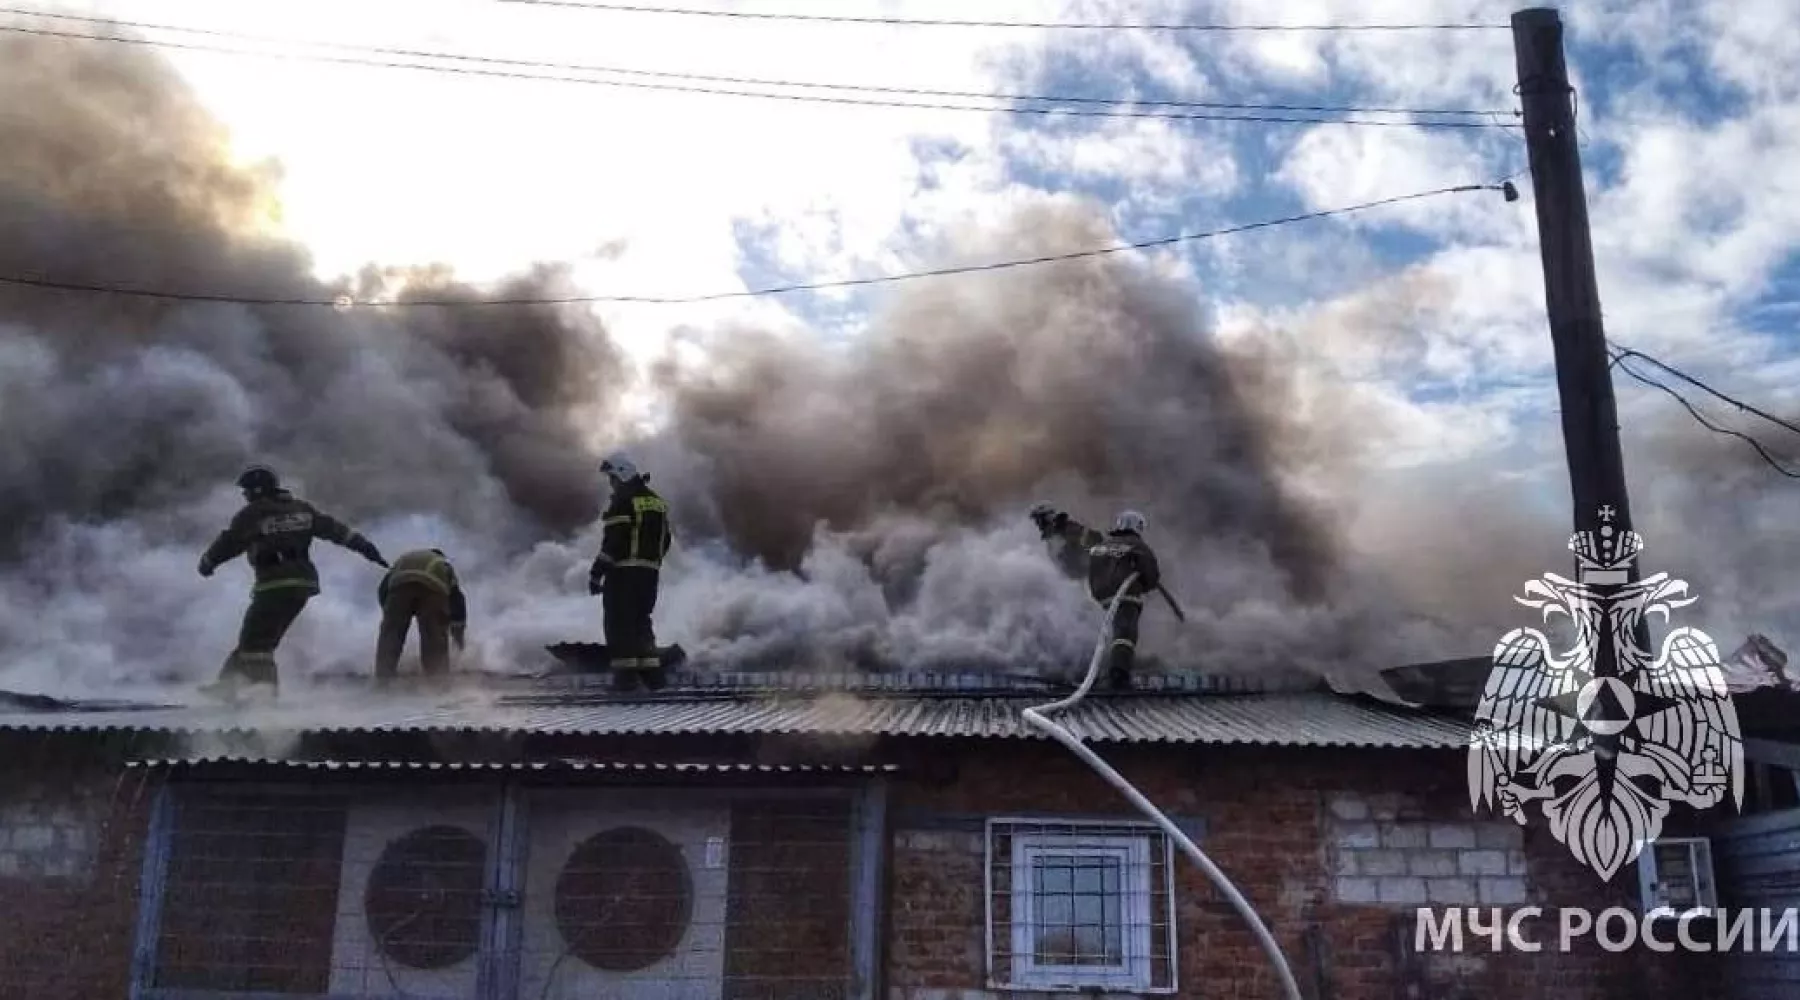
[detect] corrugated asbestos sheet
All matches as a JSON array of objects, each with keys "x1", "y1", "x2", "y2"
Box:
[
  {"x1": 124, "y1": 759, "x2": 902, "y2": 773},
  {"x1": 0, "y1": 691, "x2": 1472, "y2": 748}
]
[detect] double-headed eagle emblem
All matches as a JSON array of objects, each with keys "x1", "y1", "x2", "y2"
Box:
[{"x1": 1468, "y1": 506, "x2": 1743, "y2": 881}]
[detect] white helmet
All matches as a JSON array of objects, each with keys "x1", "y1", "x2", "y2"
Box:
[
  {"x1": 599, "y1": 452, "x2": 640, "y2": 482},
  {"x1": 1113, "y1": 510, "x2": 1146, "y2": 534}
]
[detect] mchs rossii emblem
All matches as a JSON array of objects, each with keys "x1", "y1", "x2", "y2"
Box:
[{"x1": 1468, "y1": 506, "x2": 1743, "y2": 881}]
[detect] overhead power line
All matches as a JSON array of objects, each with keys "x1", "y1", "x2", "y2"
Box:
[
  {"x1": 497, "y1": 1, "x2": 1509, "y2": 32},
  {"x1": 1609, "y1": 343, "x2": 1800, "y2": 442},
  {"x1": 0, "y1": 182, "x2": 1507, "y2": 308},
  {"x1": 0, "y1": 7, "x2": 1511, "y2": 120},
  {"x1": 0, "y1": 13, "x2": 1517, "y2": 127},
  {"x1": 1607, "y1": 344, "x2": 1800, "y2": 480}
]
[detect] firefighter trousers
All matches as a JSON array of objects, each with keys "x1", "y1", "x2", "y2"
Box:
[
  {"x1": 375, "y1": 581, "x2": 453, "y2": 679},
  {"x1": 216, "y1": 586, "x2": 313, "y2": 688},
  {"x1": 603, "y1": 566, "x2": 661, "y2": 675},
  {"x1": 1100, "y1": 592, "x2": 1144, "y2": 686}
]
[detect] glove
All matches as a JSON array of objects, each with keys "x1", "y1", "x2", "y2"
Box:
[
  {"x1": 588, "y1": 577, "x2": 604, "y2": 596},
  {"x1": 197, "y1": 556, "x2": 215, "y2": 578},
  {"x1": 1052, "y1": 512, "x2": 1069, "y2": 529},
  {"x1": 357, "y1": 539, "x2": 388, "y2": 567},
  {"x1": 450, "y1": 625, "x2": 466, "y2": 650}
]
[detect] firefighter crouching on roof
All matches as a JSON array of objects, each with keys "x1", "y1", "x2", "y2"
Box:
[
  {"x1": 1029, "y1": 502, "x2": 1104, "y2": 581},
  {"x1": 374, "y1": 548, "x2": 468, "y2": 684},
  {"x1": 197, "y1": 464, "x2": 388, "y2": 700},
  {"x1": 588, "y1": 453, "x2": 674, "y2": 692},
  {"x1": 1086, "y1": 510, "x2": 1162, "y2": 692}
]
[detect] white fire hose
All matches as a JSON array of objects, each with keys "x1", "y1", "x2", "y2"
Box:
[{"x1": 1020, "y1": 573, "x2": 1304, "y2": 1000}]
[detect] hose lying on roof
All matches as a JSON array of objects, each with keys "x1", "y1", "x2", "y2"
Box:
[{"x1": 1020, "y1": 572, "x2": 1304, "y2": 1000}]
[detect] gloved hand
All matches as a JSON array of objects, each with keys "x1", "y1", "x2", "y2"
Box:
[
  {"x1": 1052, "y1": 511, "x2": 1069, "y2": 529},
  {"x1": 197, "y1": 556, "x2": 215, "y2": 578},
  {"x1": 450, "y1": 625, "x2": 467, "y2": 650},
  {"x1": 588, "y1": 577, "x2": 604, "y2": 596},
  {"x1": 357, "y1": 539, "x2": 388, "y2": 568}
]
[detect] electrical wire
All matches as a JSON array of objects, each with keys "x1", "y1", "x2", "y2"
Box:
[
  {"x1": 498, "y1": 1, "x2": 1507, "y2": 32},
  {"x1": 1608, "y1": 341, "x2": 1800, "y2": 442},
  {"x1": 1020, "y1": 573, "x2": 1304, "y2": 1000},
  {"x1": 0, "y1": 182, "x2": 1508, "y2": 308},
  {"x1": 0, "y1": 17, "x2": 1515, "y2": 127},
  {"x1": 0, "y1": 7, "x2": 1511, "y2": 120},
  {"x1": 1608, "y1": 348, "x2": 1800, "y2": 480}
]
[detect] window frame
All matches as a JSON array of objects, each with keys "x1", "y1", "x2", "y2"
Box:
[
  {"x1": 985, "y1": 818, "x2": 1175, "y2": 994},
  {"x1": 1636, "y1": 836, "x2": 1718, "y2": 921}
]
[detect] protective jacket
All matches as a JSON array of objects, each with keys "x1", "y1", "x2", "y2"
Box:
[
  {"x1": 200, "y1": 490, "x2": 382, "y2": 594},
  {"x1": 379, "y1": 549, "x2": 468, "y2": 626},
  {"x1": 1086, "y1": 529, "x2": 1161, "y2": 604},
  {"x1": 589, "y1": 478, "x2": 673, "y2": 587},
  {"x1": 1043, "y1": 514, "x2": 1104, "y2": 581}
]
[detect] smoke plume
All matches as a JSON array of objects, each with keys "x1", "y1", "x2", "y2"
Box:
[{"x1": 11, "y1": 28, "x2": 1784, "y2": 707}]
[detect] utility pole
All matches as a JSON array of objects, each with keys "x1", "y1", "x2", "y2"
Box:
[{"x1": 1511, "y1": 7, "x2": 1648, "y2": 662}]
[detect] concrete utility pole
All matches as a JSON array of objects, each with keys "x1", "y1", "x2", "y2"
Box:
[{"x1": 1512, "y1": 7, "x2": 1648, "y2": 661}]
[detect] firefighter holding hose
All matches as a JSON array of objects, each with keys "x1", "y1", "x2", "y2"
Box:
[{"x1": 1029, "y1": 504, "x2": 1179, "y2": 690}]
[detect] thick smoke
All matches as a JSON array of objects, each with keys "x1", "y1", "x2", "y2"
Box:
[{"x1": 24, "y1": 29, "x2": 1782, "y2": 707}]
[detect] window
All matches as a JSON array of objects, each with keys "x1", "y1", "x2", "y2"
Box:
[
  {"x1": 986, "y1": 819, "x2": 1175, "y2": 993},
  {"x1": 1637, "y1": 837, "x2": 1717, "y2": 920}
]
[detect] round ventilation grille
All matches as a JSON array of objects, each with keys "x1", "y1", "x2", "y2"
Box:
[
  {"x1": 363, "y1": 825, "x2": 487, "y2": 970},
  {"x1": 554, "y1": 825, "x2": 695, "y2": 972}
]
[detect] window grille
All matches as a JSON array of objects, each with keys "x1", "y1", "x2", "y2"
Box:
[{"x1": 985, "y1": 818, "x2": 1177, "y2": 993}]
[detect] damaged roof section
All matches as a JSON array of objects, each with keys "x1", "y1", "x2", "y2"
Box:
[{"x1": 0, "y1": 668, "x2": 1472, "y2": 748}]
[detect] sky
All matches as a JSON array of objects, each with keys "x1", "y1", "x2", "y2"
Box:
[{"x1": 4, "y1": 0, "x2": 1799, "y2": 669}]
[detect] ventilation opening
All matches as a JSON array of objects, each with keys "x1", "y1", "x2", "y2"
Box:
[
  {"x1": 363, "y1": 824, "x2": 488, "y2": 970},
  {"x1": 555, "y1": 825, "x2": 695, "y2": 972}
]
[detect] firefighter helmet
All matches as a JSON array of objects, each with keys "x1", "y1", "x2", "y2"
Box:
[{"x1": 236, "y1": 464, "x2": 280, "y2": 496}]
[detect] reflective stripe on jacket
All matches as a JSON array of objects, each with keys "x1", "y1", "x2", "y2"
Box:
[
  {"x1": 386, "y1": 549, "x2": 456, "y2": 594},
  {"x1": 598, "y1": 480, "x2": 673, "y2": 571}
]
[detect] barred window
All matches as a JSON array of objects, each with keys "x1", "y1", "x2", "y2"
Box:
[{"x1": 986, "y1": 819, "x2": 1176, "y2": 993}]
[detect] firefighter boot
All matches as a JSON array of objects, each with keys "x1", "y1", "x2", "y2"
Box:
[{"x1": 1106, "y1": 644, "x2": 1134, "y2": 692}]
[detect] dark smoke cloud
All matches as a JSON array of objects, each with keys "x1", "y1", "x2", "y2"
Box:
[
  {"x1": 0, "y1": 28, "x2": 1567, "y2": 703},
  {"x1": 0, "y1": 32, "x2": 625, "y2": 553},
  {"x1": 650, "y1": 220, "x2": 1338, "y2": 605}
]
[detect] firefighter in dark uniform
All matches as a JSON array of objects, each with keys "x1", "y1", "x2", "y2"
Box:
[
  {"x1": 1029, "y1": 502, "x2": 1104, "y2": 581},
  {"x1": 197, "y1": 464, "x2": 388, "y2": 700},
  {"x1": 588, "y1": 453, "x2": 673, "y2": 691},
  {"x1": 374, "y1": 548, "x2": 468, "y2": 683},
  {"x1": 1086, "y1": 510, "x2": 1161, "y2": 692}
]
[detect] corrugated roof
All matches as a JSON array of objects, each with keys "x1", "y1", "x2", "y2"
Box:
[
  {"x1": 125, "y1": 758, "x2": 900, "y2": 774},
  {"x1": 0, "y1": 691, "x2": 1472, "y2": 748}
]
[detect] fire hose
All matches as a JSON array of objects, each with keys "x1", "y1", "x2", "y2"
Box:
[{"x1": 1019, "y1": 573, "x2": 1304, "y2": 1000}]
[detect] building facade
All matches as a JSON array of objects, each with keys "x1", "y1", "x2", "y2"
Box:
[{"x1": 0, "y1": 671, "x2": 1745, "y2": 999}]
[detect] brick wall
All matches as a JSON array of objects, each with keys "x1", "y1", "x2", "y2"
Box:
[
  {"x1": 1327, "y1": 790, "x2": 1528, "y2": 907},
  {"x1": 884, "y1": 740, "x2": 1719, "y2": 1000},
  {"x1": 724, "y1": 798, "x2": 854, "y2": 1000},
  {"x1": 0, "y1": 736, "x2": 153, "y2": 1000}
]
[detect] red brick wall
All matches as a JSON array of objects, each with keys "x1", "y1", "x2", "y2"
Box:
[
  {"x1": 724, "y1": 798, "x2": 854, "y2": 1000},
  {"x1": 884, "y1": 740, "x2": 1720, "y2": 1000},
  {"x1": 0, "y1": 737, "x2": 153, "y2": 1000}
]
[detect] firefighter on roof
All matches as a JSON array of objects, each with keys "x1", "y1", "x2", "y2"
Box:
[
  {"x1": 197, "y1": 464, "x2": 388, "y2": 700},
  {"x1": 1029, "y1": 502, "x2": 1104, "y2": 580},
  {"x1": 1086, "y1": 509, "x2": 1162, "y2": 691},
  {"x1": 588, "y1": 453, "x2": 674, "y2": 691},
  {"x1": 374, "y1": 548, "x2": 468, "y2": 684}
]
